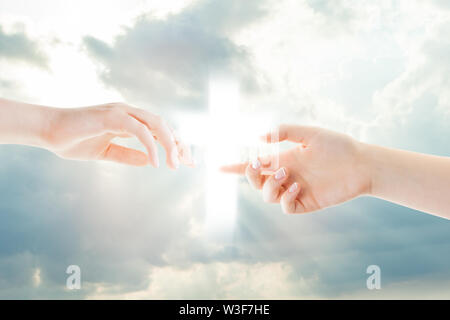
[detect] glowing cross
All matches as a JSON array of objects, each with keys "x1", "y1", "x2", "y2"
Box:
[{"x1": 176, "y1": 77, "x2": 279, "y2": 241}]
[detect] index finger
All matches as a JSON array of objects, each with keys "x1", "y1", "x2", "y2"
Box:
[
  {"x1": 220, "y1": 157, "x2": 274, "y2": 175},
  {"x1": 122, "y1": 105, "x2": 180, "y2": 169},
  {"x1": 220, "y1": 163, "x2": 248, "y2": 175},
  {"x1": 261, "y1": 124, "x2": 319, "y2": 144}
]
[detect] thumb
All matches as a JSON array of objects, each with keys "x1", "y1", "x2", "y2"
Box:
[
  {"x1": 100, "y1": 143, "x2": 150, "y2": 166},
  {"x1": 220, "y1": 156, "x2": 274, "y2": 175},
  {"x1": 261, "y1": 124, "x2": 318, "y2": 144}
]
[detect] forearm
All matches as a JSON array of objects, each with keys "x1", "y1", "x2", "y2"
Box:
[
  {"x1": 0, "y1": 98, "x2": 55, "y2": 148},
  {"x1": 363, "y1": 143, "x2": 450, "y2": 219}
]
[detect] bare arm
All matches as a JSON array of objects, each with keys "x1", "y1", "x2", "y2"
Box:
[
  {"x1": 365, "y1": 144, "x2": 450, "y2": 218},
  {"x1": 0, "y1": 98, "x2": 54, "y2": 147}
]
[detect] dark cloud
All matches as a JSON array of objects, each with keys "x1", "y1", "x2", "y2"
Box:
[
  {"x1": 0, "y1": 145, "x2": 203, "y2": 298},
  {"x1": 0, "y1": 25, "x2": 48, "y2": 68},
  {"x1": 231, "y1": 189, "x2": 450, "y2": 297},
  {"x1": 84, "y1": 0, "x2": 267, "y2": 110}
]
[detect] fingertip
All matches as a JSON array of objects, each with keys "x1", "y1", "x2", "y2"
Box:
[
  {"x1": 245, "y1": 161, "x2": 265, "y2": 190},
  {"x1": 176, "y1": 141, "x2": 196, "y2": 168},
  {"x1": 182, "y1": 152, "x2": 195, "y2": 168},
  {"x1": 150, "y1": 156, "x2": 159, "y2": 168},
  {"x1": 259, "y1": 134, "x2": 270, "y2": 143},
  {"x1": 170, "y1": 148, "x2": 180, "y2": 169},
  {"x1": 147, "y1": 140, "x2": 159, "y2": 168},
  {"x1": 220, "y1": 165, "x2": 236, "y2": 173},
  {"x1": 250, "y1": 158, "x2": 261, "y2": 170},
  {"x1": 280, "y1": 182, "x2": 301, "y2": 214},
  {"x1": 274, "y1": 167, "x2": 287, "y2": 181},
  {"x1": 246, "y1": 163, "x2": 259, "y2": 176}
]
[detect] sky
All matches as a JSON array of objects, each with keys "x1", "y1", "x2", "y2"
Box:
[{"x1": 0, "y1": 0, "x2": 450, "y2": 299}]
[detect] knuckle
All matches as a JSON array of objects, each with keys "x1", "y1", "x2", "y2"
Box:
[
  {"x1": 153, "y1": 115, "x2": 168, "y2": 129},
  {"x1": 104, "y1": 107, "x2": 124, "y2": 125},
  {"x1": 110, "y1": 110, "x2": 123, "y2": 120},
  {"x1": 153, "y1": 114, "x2": 163, "y2": 124},
  {"x1": 136, "y1": 123, "x2": 150, "y2": 137},
  {"x1": 165, "y1": 133, "x2": 177, "y2": 147},
  {"x1": 277, "y1": 124, "x2": 287, "y2": 134}
]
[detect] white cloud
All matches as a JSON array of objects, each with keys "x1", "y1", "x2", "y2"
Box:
[
  {"x1": 0, "y1": 24, "x2": 48, "y2": 67},
  {"x1": 83, "y1": 0, "x2": 267, "y2": 110},
  {"x1": 88, "y1": 261, "x2": 319, "y2": 299},
  {"x1": 338, "y1": 274, "x2": 450, "y2": 299}
]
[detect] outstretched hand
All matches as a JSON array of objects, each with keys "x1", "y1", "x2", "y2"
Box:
[
  {"x1": 44, "y1": 102, "x2": 194, "y2": 168},
  {"x1": 221, "y1": 125, "x2": 372, "y2": 214}
]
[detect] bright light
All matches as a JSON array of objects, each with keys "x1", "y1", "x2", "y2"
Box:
[
  {"x1": 204, "y1": 78, "x2": 240, "y2": 240},
  {"x1": 175, "y1": 77, "x2": 279, "y2": 241}
]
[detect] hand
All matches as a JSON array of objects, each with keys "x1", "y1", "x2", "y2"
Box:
[
  {"x1": 44, "y1": 102, "x2": 194, "y2": 168},
  {"x1": 221, "y1": 124, "x2": 372, "y2": 214}
]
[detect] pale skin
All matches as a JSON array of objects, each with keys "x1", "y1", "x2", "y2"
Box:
[
  {"x1": 0, "y1": 98, "x2": 194, "y2": 168},
  {"x1": 221, "y1": 124, "x2": 450, "y2": 220}
]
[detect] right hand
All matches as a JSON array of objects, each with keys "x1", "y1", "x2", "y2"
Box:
[
  {"x1": 221, "y1": 124, "x2": 372, "y2": 214},
  {"x1": 44, "y1": 102, "x2": 194, "y2": 168}
]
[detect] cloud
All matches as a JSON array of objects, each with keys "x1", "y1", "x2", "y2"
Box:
[
  {"x1": 430, "y1": 0, "x2": 450, "y2": 10},
  {"x1": 338, "y1": 273, "x2": 450, "y2": 299},
  {"x1": 83, "y1": 0, "x2": 267, "y2": 110},
  {"x1": 306, "y1": 0, "x2": 356, "y2": 31},
  {"x1": 0, "y1": 25, "x2": 48, "y2": 67},
  {"x1": 365, "y1": 14, "x2": 450, "y2": 156},
  {"x1": 1, "y1": 0, "x2": 450, "y2": 300},
  {"x1": 376, "y1": 21, "x2": 450, "y2": 115},
  {"x1": 87, "y1": 261, "x2": 319, "y2": 299},
  {"x1": 0, "y1": 24, "x2": 49, "y2": 101}
]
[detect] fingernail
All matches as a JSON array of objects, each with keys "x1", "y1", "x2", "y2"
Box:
[
  {"x1": 252, "y1": 159, "x2": 261, "y2": 170},
  {"x1": 275, "y1": 168, "x2": 286, "y2": 180},
  {"x1": 289, "y1": 182, "x2": 298, "y2": 193}
]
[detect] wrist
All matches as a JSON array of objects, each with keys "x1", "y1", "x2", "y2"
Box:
[
  {"x1": 0, "y1": 99, "x2": 59, "y2": 148},
  {"x1": 37, "y1": 106, "x2": 64, "y2": 150},
  {"x1": 14, "y1": 102, "x2": 62, "y2": 150},
  {"x1": 355, "y1": 141, "x2": 377, "y2": 197}
]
